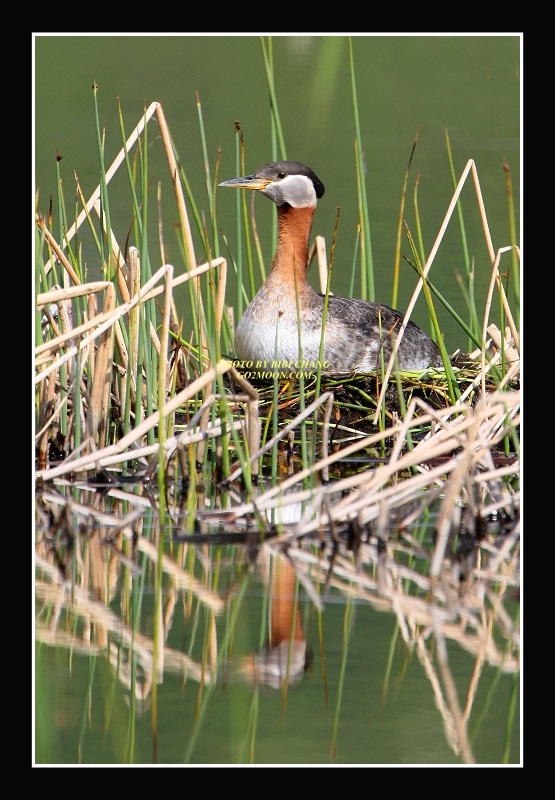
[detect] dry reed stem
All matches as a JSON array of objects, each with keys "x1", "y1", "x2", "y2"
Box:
[
  {"x1": 279, "y1": 544, "x2": 518, "y2": 671},
  {"x1": 415, "y1": 634, "x2": 469, "y2": 760},
  {"x1": 86, "y1": 282, "x2": 115, "y2": 450},
  {"x1": 432, "y1": 606, "x2": 476, "y2": 763},
  {"x1": 35, "y1": 572, "x2": 209, "y2": 690},
  {"x1": 40, "y1": 101, "x2": 210, "y2": 364},
  {"x1": 154, "y1": 102, "x2": 210, "y2": 358},
  {"x1": 42, "y1": 101, "x2": 160, "y2": 274},
  {"x1": 157, "y1": 263, "x2": 174, "y2": 451},
  {"x1": 227, "y1": 366, "x2": 262, "y2": 478},
  {"x1": 36, "y1": 218, "x2": 82, "y2": 285},
  {"x1": 225, "y1": 390, "x2": 334, "y2": 484},
  {"x1": 280, "y1": 392, "x2": 517, "y2": 510},
  {"x1": 183, "y1": 388, "x2": 518, "y2": 533},
  {"x1": 314, "y1": 234, "x2": 328, "y2": 294},
  {"x1": 127, "y1": 246, "x2": 141, "y2": 410},
  {"x1": 35, "y1": 257, "x2": 228, "y2": 457},
  {"x1": 35, "y1": 258, "x2": 225, "y2": 362},
  {"x1": 38, "y1": 419, "x2": 242, "y2": 475},
  {"x1": 480, "y1": 247, "x2": 521, "y2": 399},
  {"x1": 374, "y1": 158, "x2": 506, "y2": 423},
  {"x1": 35, "y1": 360, "x2": 231, "y2": 480},
  {"x1": 90, "y1": 198, "x2": 138, "y2": 316},
  {"x1": 131, "y1": 539, "x2": 225, "y2": 613},
  {"x1": 456, "y1": 327, "x2": 520, "y2": 404},
  {"x1": 38, "y1": 282, "x2": 112, "y2": 306},
  {"x1": 483, "y1": 245, "x2": 521, "y2": 352},
  {"x1": 35, "y1": 265, "x2": 172, "y2": 382}
]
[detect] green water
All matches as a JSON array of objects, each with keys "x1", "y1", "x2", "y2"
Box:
[{"x1": 35, "y1": 580, "x2": 520, "y2": 766}]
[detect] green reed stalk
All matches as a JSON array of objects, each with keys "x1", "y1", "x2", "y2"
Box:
[
  {"x1": 444, "y1": 129, "x2": 481, "y2": 350},
  {"x1": 116, "y1": 98, "x2": 143, "y2": 242},
  {"x1": 55, "y1": 159, "x2": 80, "y2": 285},
  {"x1": 259, "y1": 36, "x2": 287, "y2": 161},
  {"x1": 404, "y1": 257, "x2": 483, "y2": 352},
  {"x1": 347, "y1": 225, "x2": 361, "y2": 298},
  {"x1": 170, "y1": 151, "x2": 212, "y2": 373},
  {"x1": 232, "y1": 572, "x2": 264, "y2": 762},
  {"x1": 74, "y1": 181, "x2": 103, "y2": 280},
  {"x1": 157, "y1": 269, "x2": 173, "y2": 519},
  {"x1": 349, "y1": 37, "x2": 374, "y2": 302},
  {"x1": 375, "y1": 318, "x2": 388, "y2": 453},
  {"x1": 184, "y1": 576, "x2": 250, "y2": 764},
  {"x1": 502, "y1": 669, "x2": 520, "y2": 763},
  {"x1": 314, "y1": 206, "x2": 340, "y2": 459},
  {"x1": 151, "y1": 523, "x2": 165, "y2": 763},
  {"x1": 77, "y1": 656, "x2": 96, "y2": 764},
  {"x1": 137, "y1": 116, "x2": 160, "y2": 443},
  {"x1": 444, "y1": 129, "x2": 470, "y2": 271},
  {"x1": 403, "y1": 225, "x2": 459, "y2": 404},
  {"x1": 330, "y1": 596, "x2": 355, "y2": 760},
  {"x1": 295, "y1": 282, "x2": 309, "y2": 479},
  {"x1": 215, "y1": 380, "x2": 231, "y2": 491},
  {"x1": 73, "y1": 349, "x2": 83, "y2": 452},
  {"x1": 198, "y1": 103, "x2": 239, "y2": 369},
  {"x1": 410, "y1": 170, "x2": 458, "y2": 346},
  {"x1": 261, "y1": 35, "x2": 284, "y2": 268},
  {"x1": 126, "y1": 547, "x2": 148, "y2": 763},
  {"x1": 35, "y1": 228, "x2": 46, "y2": 346},
  {"x1": 381, "y1": 624, "x2": 401, "y2": 706},
  {"x1": 411, "y1": 162, "x2": 479, "y2": 351},
  {"x1": 243, "y1": 690, "x2": 260, "y2": 764},
  {"x1": 55, "y1": 166, "x2": 85, "y2": 447},
  {"x1": 91, "y1": 87, "x2": 120, "y2": 445},
  {"x1": 59, "y1": 174, "x2": 84, "y2": 287},
  {"x1": 233, "y1": 127, "x2": 245, "y2": 317},
  {"x1": 232, "y1": 142, "x2": 259, "y2": 300},
  {"x1": 271, "y1": 353, "x2": 280, "y2": 488},
  {"x1": 392, "y1": 133, "x2": 420, "y2": 309},
  {"x1": 92, "y1": 85, "x2": 115, "y2": 282},
  {"x1": 502, "y1": 162, "x2": 520, "y2": 326},
  {"x1": 197, "y1": 92, "x2": 220, "y2": 259}
]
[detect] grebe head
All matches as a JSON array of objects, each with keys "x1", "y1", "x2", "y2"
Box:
[{"x1": 219, "y1": 160, "x2": 325, "y2": 209}]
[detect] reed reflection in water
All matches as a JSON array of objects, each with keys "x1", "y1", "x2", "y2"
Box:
[{"x1": 35, "y1": 475, "x2": 519, "y2": 765}]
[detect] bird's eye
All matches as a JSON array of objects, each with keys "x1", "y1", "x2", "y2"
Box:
[{"x1": 277, "y1": 172, "x2": 285, "y2": 179}]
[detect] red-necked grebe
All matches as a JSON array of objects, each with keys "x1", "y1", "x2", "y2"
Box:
[{"x1": 219, "y1": 160, "x2": 443, "y2": 375}]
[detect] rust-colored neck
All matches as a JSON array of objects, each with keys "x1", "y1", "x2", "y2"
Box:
[
  {"x1": 270, "y1": 204, "x2": 315, "y2": 285},
  {"x1": 270, "y1": 556, "x2": 305, "y2": 646}
]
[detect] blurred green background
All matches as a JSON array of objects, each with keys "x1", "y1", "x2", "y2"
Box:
[{"x1": 34, "y1": 34, "x2": 520, "y2": 353}]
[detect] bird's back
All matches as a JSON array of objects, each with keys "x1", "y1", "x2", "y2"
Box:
[
  {"x1": 234, "y1": 284, "x2": 442, "y2": 374},
  {"x1": 322, "y1": 294, "x2": 443, "y2": 372}
]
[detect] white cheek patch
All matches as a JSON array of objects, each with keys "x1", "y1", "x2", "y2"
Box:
[
  {"x1": 269, "y1": 185, "x2": 287, "y2": 205},
  {"x1": 288, "y1": 184, "x2": 317, "y2": 208},
  {"x1": 265, "y1": 174, "x2": 317, "y2": 208}
]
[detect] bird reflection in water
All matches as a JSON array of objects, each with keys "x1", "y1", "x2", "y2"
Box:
[{"x1": 233, "y1": 551, "x2": 310, "y2": 688}]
